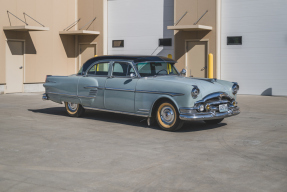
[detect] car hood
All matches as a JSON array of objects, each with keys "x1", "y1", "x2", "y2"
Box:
[{"x1": 148, "y1": 75, "x2": 231, "y2": 97}]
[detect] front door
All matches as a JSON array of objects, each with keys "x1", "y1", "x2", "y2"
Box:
[
  {"x1": 105, "y1": 61, "x2": 138, "y2": 112},
  {"x1": 6, "y1": 40, "x2": 24, "y2": 93},
  {"x1": 79, "y1": 44, "x2": 96, "y2": 69},
  {"x1": 186, "y1": 41, "x2": 207, "y2": 78}
]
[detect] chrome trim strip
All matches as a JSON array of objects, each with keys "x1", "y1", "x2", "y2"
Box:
[
  {"x1": 136, "y1": 90, "x2": 184, "y2": 97},
  {"x1": 84, "y1": 86, "x2": 104, "y2": 89},
  {"x1": 78, "y1": 95, "x2": 96, "y2": 99},
  {"x1": 138, "y1": 109, "x2": 150, "y2": 112},
  {"x1": 47, "y1": 92, "x2": 78, "y2": 97},
  {"x1": 47, "y1": 92, "x2": 95, "y2": 99},
  {"x1": 179, "y1": 107, "x2": 240, "y2": 121},
  {"x1": 47, "y1": 89, "x2": 184, "y2": 98},
  {"x1": 84, "y1": 107, "x2": 149, "y2": 117},
  {"x1": 105, "y1": 87, "x2": 135, "y2": 92},
  {"x1": 207, "y1": 100, "x2": 230, "y2": 105}
]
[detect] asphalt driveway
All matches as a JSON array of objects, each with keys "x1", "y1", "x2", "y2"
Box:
[{"x1": 0, "y1": 93, "x2": 286, "y2": 192}]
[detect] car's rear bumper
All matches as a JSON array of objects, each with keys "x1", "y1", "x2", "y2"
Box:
[
  {"x1": 179, "y1": 106, "x2": 240, "y2": 121},
  {"x1": 42, "y1": 93, "x2": 48, "y2": 101}
]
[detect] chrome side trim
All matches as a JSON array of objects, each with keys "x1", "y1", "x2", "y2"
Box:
[
  {"x1": 138, "y1": 109, "x2": 149, "y2": 112},
  {"x1": 136, "y1": 90, "x2": 184, "y2": 97},
  {"x1": 77, "y1": 95, "x2": 96, "y2": 99},
  {"x1": 84, "y1": 86, "x2": 104, "y2": 89},
  {"x1": 137, "y1": 109, "x2": 150, "y2": 114},
  {"x1": 47, "y1": 92, "x2": 78, "y2": 97},
  {"x1": 105, "y1": 87, "x2": 135, "y2": 92},
  {"x1": 84, "y1": 107, "x2": 149, "y2": 117},
  {"x1": 47, "y1": 89, "x2": 184, "y2": 98}
]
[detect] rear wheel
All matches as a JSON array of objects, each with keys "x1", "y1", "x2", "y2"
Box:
[
  {"x1": 65, "y1": 102, "x2": 85, "y2": 117},
  {"x1": 204, "y1": 118, "x2": 224, "y2": 124},
  {"x1": 156, "y1": 101, "x2": 184, "y2": 131}
]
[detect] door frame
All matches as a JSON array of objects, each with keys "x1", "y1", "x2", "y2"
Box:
[
  {"x1": 5, "y1": 39, "x2": 25, "y2": 93},
  {"x1": 185, "y1": 39, "x2": 209, "y2": 78},
  {"x1": 78, "y1": 42, "x2": 97, "y2": 71}
]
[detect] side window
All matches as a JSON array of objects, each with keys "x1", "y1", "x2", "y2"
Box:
[
  {"x1": 112, "y1": 62, "x2": 134, "y2": 77},
  {"x1": 87, "y1": 62, "x2": 109, "y2": 76}
]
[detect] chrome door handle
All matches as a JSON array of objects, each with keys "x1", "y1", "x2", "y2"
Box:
[
  {"x1": 19, "y1": 66, "x2": 23, "y2": 69},
  {"x1": 201, "y1": 66, "x2": 207, "y2": 71}
]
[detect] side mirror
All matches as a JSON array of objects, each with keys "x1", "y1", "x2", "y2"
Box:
[
  {"x1": 130, "y1": 73, "x2": 136, "y2": 78},
  {"x1": 180, "y1": 69, "x2": 186, "y2": 76}
]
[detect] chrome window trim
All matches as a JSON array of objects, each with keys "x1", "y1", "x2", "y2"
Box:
[
  {"x1": 84, "y1": 60, "x2": 113, "y2": 77},
  {"x1": 110, "y1": 61, "x2": 139, "y2": 78}
]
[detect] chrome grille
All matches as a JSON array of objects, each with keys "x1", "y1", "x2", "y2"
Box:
[{"x1": 194, "y1": 92, "x2": 234, "y2": 112}]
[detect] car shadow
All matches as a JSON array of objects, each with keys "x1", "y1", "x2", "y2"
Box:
[{"x1": 28, "y1": 107, "x2": 227, "y2": 133}]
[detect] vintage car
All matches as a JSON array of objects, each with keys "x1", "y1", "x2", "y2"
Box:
[{"x1": 43, "y1": 55, "x2": 240, "y2": 131}]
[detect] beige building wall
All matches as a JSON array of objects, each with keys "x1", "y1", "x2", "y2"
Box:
[
  {"x1": 0, "y1": 0, "x2": 104, "y2": 92},
  {"x1": 78, "y1": 0, "x2": 104, "y2": 57},
  {"x1": 173, "y1": 0, "x2": 217, "y2": 77}
]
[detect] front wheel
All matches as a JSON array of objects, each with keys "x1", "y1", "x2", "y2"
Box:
[
  {"x1": 65, "y1": 102, "x2": 85, "y2": 117},
  {"x1": 204, "y1": 118, "x2": 224, "y2": 124},
  {"x1": 156, "y1": 101, "x2": 184, "y2": 131}
]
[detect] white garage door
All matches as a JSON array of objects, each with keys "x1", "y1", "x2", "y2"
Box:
[
  {"x1": 221, "y1": 0, "x2": 287, "y2": 96},
  {"x1": 107, "y1": 0, "x2": 174, "y2": 57}
]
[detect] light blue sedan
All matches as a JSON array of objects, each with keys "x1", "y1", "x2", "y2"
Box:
[{"x1": 43, "y1": 55, "x2": 240, "y2": 131}]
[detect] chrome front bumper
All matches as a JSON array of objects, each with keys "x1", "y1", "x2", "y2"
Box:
[{"x1": 179, "y1": 106, "x2": 240, "y2": 121}]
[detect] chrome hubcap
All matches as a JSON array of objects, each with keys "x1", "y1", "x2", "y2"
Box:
[
  {"x1": 160, "y1": 106, "x2": 175, "y2": 125},
  {"x1": 67, "y1": 102, "x2": 78, "y2": 111}
]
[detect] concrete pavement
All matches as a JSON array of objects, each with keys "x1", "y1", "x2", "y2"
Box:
[{"x1": 0, "y1": 93, "x2": 286, "y2": 192}]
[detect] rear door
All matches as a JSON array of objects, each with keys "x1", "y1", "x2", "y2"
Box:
[
  {"x1": 77, "y1": 61, "x2": 110, "y2": 107},
  {"x1": 104, "y1": 61, "x2": 138, "y2": 112}
]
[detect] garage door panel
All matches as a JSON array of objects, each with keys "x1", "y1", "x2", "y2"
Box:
[
  {"x1": 221, "y1": 13, "x2": 287, "y2": 34},
  {"x1": 221, "y1": 0, "x2": 287, "y2": 96},
  {"x1": 222, "y1": 0, "x2": 287, "y2": 18}
]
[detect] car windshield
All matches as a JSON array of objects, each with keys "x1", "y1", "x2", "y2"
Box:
[{"x1": 135, "y1": 62, "x2": 178, "y2": 77}]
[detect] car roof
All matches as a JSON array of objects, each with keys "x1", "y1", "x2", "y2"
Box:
[{"x1": 81, "y1": 55, "x2": 176, "y2": 73}]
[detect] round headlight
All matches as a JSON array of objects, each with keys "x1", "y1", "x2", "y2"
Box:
[
  {"x1": 232, "y1": 83, "x2": 239, "y2": 95},
  {"x1": 191, "y1": 86, "x2": 200, "y2": 98},
  {"x1": 198, "y1": 104, "x2": 205, "y2": 112}
]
